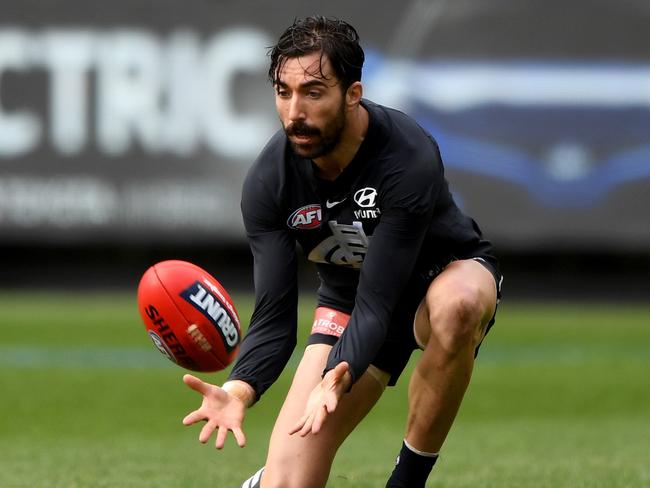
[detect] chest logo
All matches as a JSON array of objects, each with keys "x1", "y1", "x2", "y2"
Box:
[
  {"x1": 287, "y1": 204, "x2": 322, "y2": 230},
  {"x1": 325, "y1": 198, "x2": 347, "y2": 209},
  {"x1": 354, "y1": 187, "x2": 378, "y2": 208},
  {"x1": 307, "y1": 221, "x2": 369, "y2": 268}
]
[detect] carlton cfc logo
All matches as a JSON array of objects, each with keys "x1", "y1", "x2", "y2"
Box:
[{"x1": 287, "y1": 204, "x2": 322, "y2": 230}]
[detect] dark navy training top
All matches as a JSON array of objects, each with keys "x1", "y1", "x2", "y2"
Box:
[{"x1": 227, "y1": 99, "x2": 496, "y2": 399}]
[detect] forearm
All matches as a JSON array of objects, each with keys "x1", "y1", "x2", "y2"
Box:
[
  {"x1": 231, "y1": 217, "x2": 299, "y2": 398},
  {"x1": 326, "y1": 209, "x2": 431, "y2": 383}
]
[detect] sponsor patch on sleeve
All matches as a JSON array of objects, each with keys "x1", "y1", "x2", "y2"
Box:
[{"x1": 310, "y1": 306, "x2": 351, "y2": 338}]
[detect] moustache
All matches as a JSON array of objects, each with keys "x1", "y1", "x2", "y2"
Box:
[{"x1": 285, "y1": 121, "x2": 320, "y2": 137}]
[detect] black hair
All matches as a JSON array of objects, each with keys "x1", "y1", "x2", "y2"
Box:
[{"x1": 268, "y1": 16, "x2": 365, "y2": 90}]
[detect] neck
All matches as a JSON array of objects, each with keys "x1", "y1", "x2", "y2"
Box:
[{"x1": 314, "y1": 104, "x2": 369, "y2": 180}]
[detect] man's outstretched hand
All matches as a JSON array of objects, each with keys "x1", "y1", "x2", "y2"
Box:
[
  {"x1": 182, "y1": 374, "x2": 249, "y2": 449},
  {"x1": 289, "y1": 362, "x2": 352, "y2": 437}
]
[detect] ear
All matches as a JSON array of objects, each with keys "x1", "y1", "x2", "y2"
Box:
[{"x1": 345, "y1": 81, "x2": 363, "y2": 108}]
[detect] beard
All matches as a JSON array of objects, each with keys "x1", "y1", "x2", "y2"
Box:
[{"x1": 284, "y1": 104, "x2": 346, "y2": 159}]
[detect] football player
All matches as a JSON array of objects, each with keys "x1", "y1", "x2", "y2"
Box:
[{"x1": 182, "y1": 16, "x2": 502, "y2": 488}]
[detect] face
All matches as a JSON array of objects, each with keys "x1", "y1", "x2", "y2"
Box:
[{"x1": 274, "y1": 52, "x2": 347, "y2": 159}]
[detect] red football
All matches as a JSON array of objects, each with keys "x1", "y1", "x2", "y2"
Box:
[{"x1": 136, "y1": 260, "x2": 241, "y2": 372}]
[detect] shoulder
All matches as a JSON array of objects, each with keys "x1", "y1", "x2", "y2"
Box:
[
  {"x1": 365, "y1": 100, "x2": 442, "y2": 174},
  {"x1": 364, "y1": 101, "x2": 444, "y2": 211},
  {"x1": 365, "y1": 100, "x2": 440, "y2": 150},
  {"x1": 244, "y1": 130, "x2": 288, "y2": 191},
  {"x1": 241, "y1": 130, "x2": 290, "y2": 224}
]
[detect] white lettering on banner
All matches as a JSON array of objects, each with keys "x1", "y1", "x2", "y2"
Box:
[
  {"x1": 122, "y1": 181, "x2": 238, "y2": 229},
  {"x1": 162, "y1": 31, "x2": 203, "y2": 156},
  {"x1": 0, "y1": 176, "x2": 243, "y2": 231},
  {"x1": 0, "y1": 177, "x2": 116, "y2": 227},
  {"x1": 39, "y1": 30, "x2": 94, "y2": 155},
  {"x1": 0, "y1": 27, "x2": 275, "y2": 159},
  {"x1": 200, "y1": 28, "x2": 275, "y2": 158},
  {"x1": 0, "y1": 30, "x2": 42, "y2": 156},
  {"x1": 96, "y1": 30, "x2": 163, "y2": 155}
]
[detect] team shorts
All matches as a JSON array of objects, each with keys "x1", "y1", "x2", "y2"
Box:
[{"x1": 307, "y1": 256, "x2": 503, "y2": 386}]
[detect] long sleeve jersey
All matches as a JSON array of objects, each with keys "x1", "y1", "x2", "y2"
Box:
[{"x1": 227, "y1": 99, "x2": 496, "y2": 399}]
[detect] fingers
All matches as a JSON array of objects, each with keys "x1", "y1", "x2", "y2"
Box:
[
  {"x1": 289, "y1": 366, "x2": 349, "y2": 438},
  {"x1": 291, "y1": 404, "x2": 330, "y2": 437},
  {"x1": 182, "y1": 374, "x2": 247, "y2": 449},
  {"x1": 183, "y1": 374, "x2": 209, "y2": 395},
  {"x1": 288, "y1": 413, "x2": 307, "y2": 436},
  {"x1": 232, "y1": 427, "x2": 247, "y2": 448},
  {"x1": 299, "y1": 404, "x2": 330, "y2": 436},
  {"x1": 215, "y1": 425, "x2": 228, "y2": 449},
  {"x1": 298, "y1": 410, "x2": 316, "y2": 437},
  {"x1": 213, "y1": 426, "x2": 246, "y2": 449},
  {"x1": 199, "y1": 419, "x2": 217, "y2": 444},
  {"x1": 331, "y1": 362, "x2": 352, "y2": 392},
  {"x1": 186, "y1": 415, "x2": 245, "y2": 449},
  {"x1": 311, "y1": 404, "x2": 329, "y2": 434},
  {"x1": 182, "y1": 410, "x2": 206, "y2": 426},
  {"x1": 325, "y1": 393, "x2": 339, "y2": 414}
]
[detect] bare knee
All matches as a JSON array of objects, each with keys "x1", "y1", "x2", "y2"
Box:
[{"x1": 427, "y1": 284, "x2": 486, "y2": 355}]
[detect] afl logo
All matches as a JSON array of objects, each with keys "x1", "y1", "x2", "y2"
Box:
[
  {"x1": 287, "y1": 204, "x2": 322, "y2": 230},
  {"x1": 354, "y1": 187, "x2": 378, "y2": 208},
  {"x1": 148, "y1": 330, "x2": 177, "y2": 364}
]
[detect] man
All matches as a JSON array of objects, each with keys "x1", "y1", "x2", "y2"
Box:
[{"x1": 182, "y1": 16, "x2": 502, "y2": 488}]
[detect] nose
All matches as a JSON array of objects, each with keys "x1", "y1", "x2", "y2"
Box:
[{"x1": 287, "y1": 95, "x2": 305, "y2": 122}]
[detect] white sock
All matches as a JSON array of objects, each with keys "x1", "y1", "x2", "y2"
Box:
[
  {"x1": 240, "y1": 467, "x2": 264, "y2": 488},
  {"x1": 403, "y1": 438, "x2": 439, "y2": 458}
]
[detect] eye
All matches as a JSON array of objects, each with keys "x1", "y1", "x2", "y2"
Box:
[
  {"x1": 307, "y1": 90, "x2": 322, "y2": 99},
  {"x1": 276, "y1": 88, "x2": 291, "y2": 98}
]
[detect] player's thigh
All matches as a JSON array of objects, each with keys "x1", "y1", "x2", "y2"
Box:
[
  {"x1": 263, "y1": 344, "x2": 385, "y2": 487},
  {"x1": 413, "y1": 259, "x2": 498, "y2": 349}
]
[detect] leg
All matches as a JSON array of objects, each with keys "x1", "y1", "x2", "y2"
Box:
[
  {"x1": 261, "y1": 343, "x2": 386, "y2": 488},
  {"x1": 408, "y1": 259, "x2": 497, "y2": 452}
]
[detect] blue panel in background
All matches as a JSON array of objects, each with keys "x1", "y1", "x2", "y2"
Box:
[{"x1": 364, "y1": 57, "x2": 650, "y2": 209}]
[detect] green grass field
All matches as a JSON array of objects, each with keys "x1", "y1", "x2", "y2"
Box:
[{"x1": 1, "y1": 292, "x2": 649, "y2": 487}]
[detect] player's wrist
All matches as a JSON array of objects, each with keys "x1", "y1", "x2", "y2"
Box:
[{"x1": 222, "y1": 380, "x2": 256, "y2": 407}]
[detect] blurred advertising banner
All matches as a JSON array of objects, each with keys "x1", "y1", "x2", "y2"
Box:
[{"x1": 1, "y1": 0, "x2": 649, "y2": 250}]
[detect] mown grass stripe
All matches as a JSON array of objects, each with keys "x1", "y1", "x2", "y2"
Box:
[
  {"x1": 1, "y1": 343, "x2": 647, "y2": 369},
  {"x1": 0, "y1": 345, "x2": 172, "y2": 369}
]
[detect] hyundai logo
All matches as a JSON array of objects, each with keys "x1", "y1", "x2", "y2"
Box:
[{"x1": 354, "y1": 187, "x2": 378, "y2": 208}]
